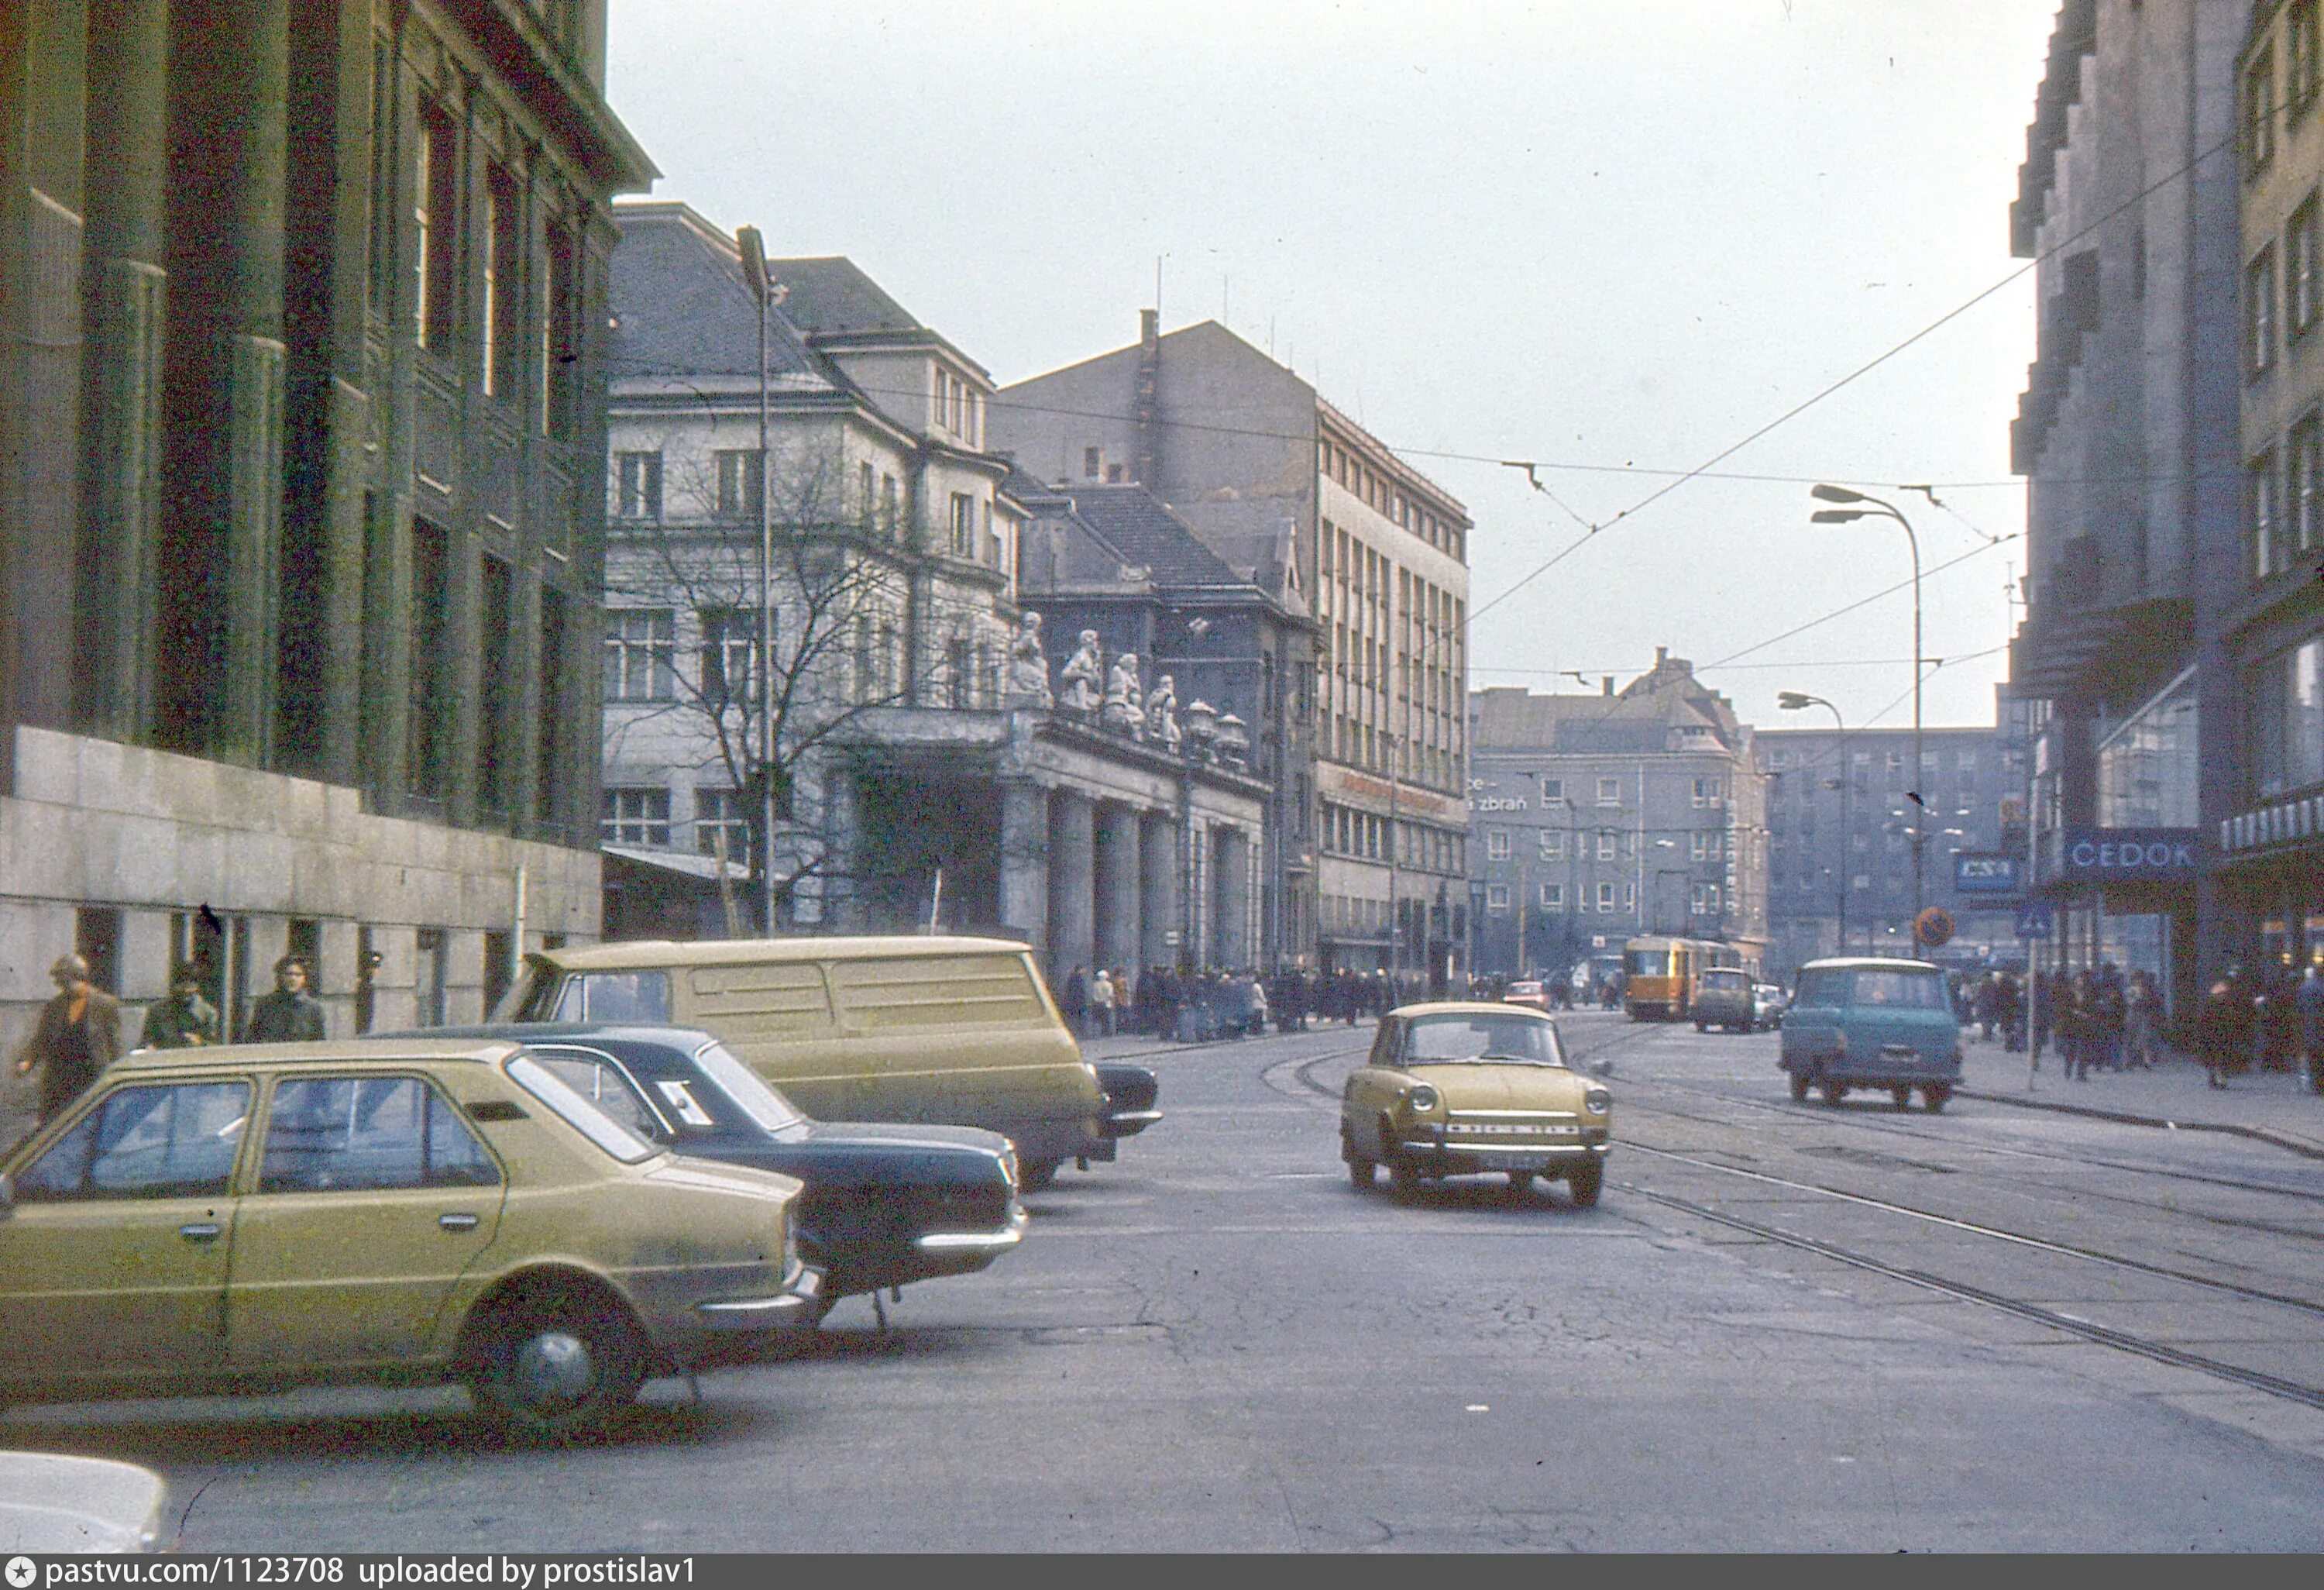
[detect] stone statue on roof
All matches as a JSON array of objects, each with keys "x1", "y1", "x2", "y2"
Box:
[
  {"x1": 1058, "y1": 629, "x2": 1104, "y2": 717},
  {"x1": 1006, "y1": 612, "x2": 1054, "y2": 710},
  {"x1": 1102, "y1": 652, "x2": 1147, "y2": 741},
  {"x1": 1147, "y1": 673, "x2": 1181, "y2": 754}
]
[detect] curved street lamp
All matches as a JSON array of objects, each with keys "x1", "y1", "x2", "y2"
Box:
[
  {"x1": 1810, "y1": 484, "x2": 1925, "y2": 958},
  {"x1": 1778, "y1": 690, "x2": 1850, "y2": 956}
]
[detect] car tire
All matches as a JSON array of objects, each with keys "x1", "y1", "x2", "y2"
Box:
[
  {"x1": 1789, "y1": 1072, "x2": 1810, "y2": 1102},
  {"x1": 1694, "y1": 1020, "x2": 1708, "y2": 1033},
  {"x1": 1891, "y1": 1086, "x2": 1912, "y2": 1111},
  {"x1": 1566, "y1": 1162, "x2": 1604, "y2": 1208},
  {"x1": 1017, "y1": 1158, "x2": 1061, "y2": 1192},
  {"x1": 1923, "y1": 1084, "x2": 1951, "y2": 1113},
  {"x1": 1343, "y1": 1126, "x2": 1376, "y2": 1189},
  {"x1": 1821, "y1": 1078, "x2": 1848, "y2": 1106},
  {"x1": 465, "y1": 1290, "x2": 645, "y2": 1442}
]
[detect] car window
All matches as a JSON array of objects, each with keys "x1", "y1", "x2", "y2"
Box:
[
  {"x1": 1404, "y1": 1015, "x2": 1563, "y2": 1065},
  {"x1": 1794, "y1": 969, "x2": 1849, "y2": 1006},
  {"x1": 13, "y1": 1082, "x2": 250, "y2": 1202},
  {"x1": 1702, "y1": 971, "x2": 1746, "y2": 989},
  {"x1": 693, "y1": 1039, "x2": 804, "y2": 1132},
  {"x1": 1851, "y1": 971, "x2": 1950, "y2": 1010},
  {"x1": 528, "y1": 1051, "x2": 670, "y2": 1141},
  {"x1": 504, "y1": 1055, "x2": 658, "y2": 1163},
  {"x1": 552, "y1": 970, "x2": 672, "y2": 1024},
  {"x1": 258, "y1": 1075, "x2": 500, "y2": 1193}
]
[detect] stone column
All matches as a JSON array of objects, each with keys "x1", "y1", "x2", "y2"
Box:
[
  {"x1": 1216, "y1": 827, "x2": 1253, "y2": 970},
  {"x1": 1141, "y1": 810, "x2": 1181, "y2": 969},
  {"x1": 999, "y1": 783, "x2": 1050, "y2": 952},
  {"x1": 1094, "y1": 802, "x2": 1142, "y2": 974},
  {"x1": 1047, "y1": 790, "x2": 1095, "y2": 979}
]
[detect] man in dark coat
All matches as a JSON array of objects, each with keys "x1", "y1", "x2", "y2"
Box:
[
  {"x1": 140, "y1": 963, "x2": 220, "y2": 1049},
  {"x1": 245, "y1": 956, "x2": 327, "y2": 1043},
  {"x1": 15, "y1": 953, "x2": 122, "y2": 1123}
]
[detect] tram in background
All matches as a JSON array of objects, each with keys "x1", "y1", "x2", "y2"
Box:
[{"x1": 1621, "y1": 935, "x2": 1732, "y2": 1020}]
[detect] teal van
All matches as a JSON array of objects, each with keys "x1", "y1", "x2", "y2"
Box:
[{"x1": 1777, "y1": 957, "x2": 1961, "y2": 1111}]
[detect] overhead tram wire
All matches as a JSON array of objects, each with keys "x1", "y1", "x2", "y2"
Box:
[{"x1": 1468, "y1": 114, "x2": 2246, "y2": 626}]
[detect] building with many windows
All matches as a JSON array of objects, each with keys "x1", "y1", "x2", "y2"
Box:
[
  {"x1": 598, "y1": 205, "x2": 1270, "y2": 972},
  {"x1": 1466, "y1": 655, "x2": 1769, "y2": 984},
  {"x1": 993, "y1": 317, "x2": 1470, "y2": 984},
  {"x1": 0, "y1": 0, "x2": 652, "y2": 1140}
]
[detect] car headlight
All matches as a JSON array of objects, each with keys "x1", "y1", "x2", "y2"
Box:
[
  {"x1": 1584, "y1": 1086, "x2": 1611, "y2": 1115},
  {"x1": 1405, "y1": 1084, "x2": 1440, "y2": 1113}
]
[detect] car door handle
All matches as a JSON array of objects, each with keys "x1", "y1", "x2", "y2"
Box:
[
  {"x1": 179, "y1": 1223, "x2": 222, "y2": 1244},
  {"x1": 438, "y1": 1213, "x2": 480, "y2": 1232}
]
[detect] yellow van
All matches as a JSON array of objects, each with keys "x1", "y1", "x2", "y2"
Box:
[{"x1": 496, "y1": 937, "x2": 1107, "y2": 1184}]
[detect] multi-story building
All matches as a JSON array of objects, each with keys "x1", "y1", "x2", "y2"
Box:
[
  {"x1": 0, "y1": 0, "x2": 652, "y2": 1140},
  {"x1": 2227, "y1": 0, "x2": 2324, "y2": 981},
  {"x1": 600, "y1": 205, "x2": 1269, "y2": 974},
  {"x1": 993, "y1": 317, "x2": 1471, "y2": 984},
  {"x1": 1466, "y1": 654, "x2": 1769, "y2": 983},
  {"x1": 1758, "y1": 721, "x2": 2024, "y2": 983},
  {"x1": 2007, "y1": 0, "x2": 2243, "y2": 1012}
]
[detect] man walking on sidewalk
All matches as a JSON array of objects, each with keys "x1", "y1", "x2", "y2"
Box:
[{"x1": 14, "y1": 954, "x2": 122, "y2": 1124}]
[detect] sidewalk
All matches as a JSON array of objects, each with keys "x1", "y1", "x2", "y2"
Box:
[{"x1": 1954, "y1": 1030, "x2": 2324, "y2": 1161}]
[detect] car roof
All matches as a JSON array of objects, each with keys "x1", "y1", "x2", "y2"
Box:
[
  {"x1": 377, "y1": 1022, "x2": 719, "y2": 1049},
  {"x1": 1390, "y1": 1000, "x2": 1555, "y2": 1019},
  {"x1": 528, "y1": 934, "x2": 1032, "y2": 971},
  {"x1": 115, "y1": 1038, "x2": 525, "y2": 1073},
  {"x1": 1797, "y1": 957, "x2": 1944, "y2": 972}
]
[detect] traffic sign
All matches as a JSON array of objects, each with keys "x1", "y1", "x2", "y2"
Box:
[
  {"x1": 1915, "y1": 907, "x2": 1954, "y2": 948},
  {"x1": 2014, "y1": 901, "x2": 2054, "y2": 941}
]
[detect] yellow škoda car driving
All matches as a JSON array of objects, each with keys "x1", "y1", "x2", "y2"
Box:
[{"x1": 1340, "y1": 1003, "x2": 1611, "y2": 1205}]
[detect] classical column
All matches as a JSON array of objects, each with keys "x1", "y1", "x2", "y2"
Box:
[
  {"x1": 1094, "y1": 802, "x2": 1142, "y2": 974},
  {"x1": 1216, "y1": 827, "x2": 1253, "y2": 970},
  {"x1": 1141, "y1": 810, "x2": 1181, "y2": 970},
  {"x1": 1047, "y1": 790, "x2": 1095, "y2": 978},
  {"x1": 999, "y1": 783, "x2": 1050, "y2": 952},
  {"x1": 76, "y1": 0, "x2": 171, "y2": 739}
]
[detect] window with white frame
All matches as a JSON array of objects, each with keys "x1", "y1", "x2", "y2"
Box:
[
  {"x1": 714, "y1": 450, "x2": 763, "y2": 521},
  {"x1": 694, "y1": 788, "x2": 751, "y2": 863},
  {"x1": 1540, "y1": 777, "x2": 1563, "y2": 805},
  {"x1": 2250, "y1": 245, "x2": 2279, "y2": 377},
  {"x1": 1486, "y1": 830, "x2": 1511, "y2": 861},
  {"x1": 1538, "y1": 830, "x2": 1563, "y2": 862},
  {"x1": 1596, "y1": 882, "x2": 1616, "y2": 911},
  {"x1": 1596, "y1": 776, "x2": 1621, "y2": 806},
  {"x1": 1486, "y1": 884, "x2": 1510, "y2": 913},
  {"x1": 1621, "y1": 883, "x2": 1636, "y2": 911},
  {"x1": 1597, "y1": 829, "x2": 1617, "y2": 861},
  {"x1": 2254, "y1": 449, "x2": 2284, "y2": 579},
  {"x1": 615, "y1": 451, "x2": 663, "y2": 521},
  {"x1": 698, "y1": 609, "x2": 757, "y2": 705},
  {"x1": 603, "y1": 610, "x2": 674, "y2": 701},
  {"x1": 2294, "y1": 418, "x2": 2322, "y2": 554},
  {"x1": 1691, "y1": 831, "x2": 1721, "y2": 861},
  {"x1": 950, "y1": 493, "x2": 975, "y2": 556},
  {"x1": 2291, "y1": 194, "x2": 2321, "y2": 337},
  {"x1": 1691, "y1": 882, "x2": 1722, "y2": 916},
  {"x1": 1540, "y1": 882, "x2": 1563, "y2": 909},
  {"x1": 1691, "y1": 776, "x2": 1724, "y2": 808},
  {"x1": 600, "y1": 787, "x2": 671, "y2": 846}
]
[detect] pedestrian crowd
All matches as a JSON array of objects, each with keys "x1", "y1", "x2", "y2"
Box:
[{"x1": 1054, "y1": 964, "x2": 1415, "y2": 1044}]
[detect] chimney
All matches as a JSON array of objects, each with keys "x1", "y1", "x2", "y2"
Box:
[
  {"x1": 1602, "y1": 676, "x2": 1614, "y2": 697},
  {"x1": 1655, "y1": 645, "x2": 1668, "y2": 669},
  {"x1": 1136, "y1": 309, "x2": 1160, "y2": 485}
]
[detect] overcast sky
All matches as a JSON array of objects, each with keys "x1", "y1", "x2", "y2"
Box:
[{"x1": 607, "y1": 1, "x2": 2061, "y2": 735}]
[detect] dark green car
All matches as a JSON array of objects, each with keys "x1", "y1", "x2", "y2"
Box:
[
  {"x1": 1777, "y1": 958, "x2": 1962, "y2": 1110},
  {"x1": 1691, "y1": 967, "x2": 1755, "y2": 1033}
]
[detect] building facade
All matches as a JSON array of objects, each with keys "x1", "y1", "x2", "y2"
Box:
[
  {"x1": 1466, "y1": 655, "x2": 1769, "y2": 985},
  {"x1": 1758, "y1": 722, "x2": 2025, "y2": 984},
  {"x1": 600, "y1": 205, "x2": 1270, "y2": 976},
  {"x1": 2007, "y1": 0, "x2": 2243, "y2": 1011},
  {"x1": 993, "y1": 318, "x2": 1471, "y2": 984},
  {"x1": 2227, "y1": 0, "x2": 2324, "y2": 981},
  {"x1": 0, "y1": 0, "x2": 651, "y2": 1141}
]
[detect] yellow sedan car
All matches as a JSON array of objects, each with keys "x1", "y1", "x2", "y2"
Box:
[
  {"x1": 1340, "y1": 1003, "x2": 1611, "y2": 1205},
  {"x1": 0, "y1": 1039, "x2": 821, "y2": 1438}
]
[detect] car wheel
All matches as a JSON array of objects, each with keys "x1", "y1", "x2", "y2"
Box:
[
  {"x1": 1017, "y1": 1158, "x2": 1061, "y2": 1191},
  {"x1": 1566, "y1": 1161, "x2": 1604, "y2": 1208},
  {"x1": 1789, "y1": 1072, "x2": 1810, "y2": 1102},
  {"x1": 1891, "y1": 1086, "x2": 1912, "y2": 1111},
  {"x1": 1342, "y1": 1126, "x2": 1376, "y2": 1189},
  {"x1": 466, "y1": 1291, "x2": 645, "y2": 1441},
  {"x1": 1821, "y1": 1078, "x2": 1848, "y2": 1106},
  {"x1": 1923, "y1": 1084, "x2": 1952, "y2": 1113}
]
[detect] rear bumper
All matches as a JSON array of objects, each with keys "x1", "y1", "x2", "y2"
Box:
[
  {"x1": 693, "y1": 1264, "x2": 825, "y2": 1331},
  {"x1": 1100, "y1": 1108, "x2": 1162, "y2": 1139},
  {"x1": 915, "y1": 1201, "x2": 1030, "y2": 1258}
]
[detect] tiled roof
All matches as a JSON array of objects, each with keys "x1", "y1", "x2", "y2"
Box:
[
  {"x1": 1061, "y1": 486, "x2": 1247, "y2": 587},
  {"x1": 765, "y1": 256, "x2": 923, "y2": 336},
  {"x1": 609, "y1": 204, "x2": 823, "y2": 383}
]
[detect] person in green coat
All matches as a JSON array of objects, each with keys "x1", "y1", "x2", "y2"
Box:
[{"x1": 140, "y1": 963, "x2": 220, "y2": 1049}]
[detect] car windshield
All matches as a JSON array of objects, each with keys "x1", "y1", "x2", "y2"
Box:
[
  {"x1": 1404, "y1": 1014, "x2": 1564, "y2": 1065},
  {"x1": 504, "y1": 1055, "x2": 658, "y2": 1163},
  {"x1": 1795, "y1": 967, "x2": 1949, "y2": 1010},
  {"x1": 1702, "y1": 970, "x2": 1746, "y2": 989},
  {"x1": 693, "y1": 1040, "x2": 805, "y2": 1133}
]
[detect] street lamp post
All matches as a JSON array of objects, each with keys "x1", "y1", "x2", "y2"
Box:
[
  {"x1": 1810, "y1": 485, "x2": 1924, "y2": 958},
  {"x1": 1778, "y1": 690, "x2": 1849, "y2": 957},
  {"x1": 736, "y1": 225, "x2": 776, "y2": 938}
]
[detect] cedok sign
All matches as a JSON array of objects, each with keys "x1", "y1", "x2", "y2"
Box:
[{"x1": 2057, "y1": 827, "x2": 2199, "y2": 883}]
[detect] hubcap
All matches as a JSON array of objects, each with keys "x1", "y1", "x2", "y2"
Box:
[{"x1": 511, "y1": 1330, "x2": 596, "y2": 1407}]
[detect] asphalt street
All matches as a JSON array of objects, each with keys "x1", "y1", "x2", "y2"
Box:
[{"x1": 8, "y1": 1013, "x2": 2324, "y2": 1551}]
